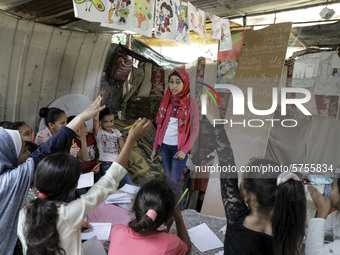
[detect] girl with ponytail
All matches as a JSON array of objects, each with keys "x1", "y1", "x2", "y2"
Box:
[
  {"x1": 108, "y1": 180, "x2": 191, "y2": 255},
  {"x1": 205, "y1": 96, "x2": 306, "y2": 255}
]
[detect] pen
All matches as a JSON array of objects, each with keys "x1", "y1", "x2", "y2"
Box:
[
  {"x1": 90, "y1": 162, "x2": 101, "y2": 172},
  {"x1": 124, "y1": 122, "x2": 139, "y2": 130},
  {"x1": 175, "y1": 188, "x2": 189, "y2": 208}
]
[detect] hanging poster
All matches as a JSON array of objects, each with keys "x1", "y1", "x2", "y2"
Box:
[
  {"x1": 187, "y1": 2, "x2": 206, "y2": 38},
  {"x1": 314, "y1": 52, "x2": 340, "y2": 96},
  {"x1": 292, "y1": 53, "x2": 321, "y2": 88},
  {"x1": 219, "y1": 18, "x2": 232, "y2": 51},
  {"x1": 131, "y1": 0, "x2": 155, "y2": 37},
  {"x1": 217, "y1": 30, "x2": 246, "y2": 84},
  {"x1": 103, "y1": 0, "x2": 154, "y2": 37},
  {"x1": 210, "y1": 15, "x2": 221, "y2": 39},
  {"x1": 154, "y1": 0, "x2": 176, "y2": 39},
  {"x1": 101, "y1": 0, "x2": 134, "y2": 30},
  {"x1": 173, "y1": 0, "x2": 190, "y2": 44},
  {"x1": 73, "y1": 0, "x2": 109, "y2": 22}
]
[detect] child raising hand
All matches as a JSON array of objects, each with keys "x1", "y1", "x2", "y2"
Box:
[{"x1": 17, "y1": 118, "x2": 151, "y2": 255}]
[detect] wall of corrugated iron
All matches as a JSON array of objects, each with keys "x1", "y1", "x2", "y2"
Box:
[{"x1": 0, "y1": 12, "x2": 111, "y2": 130}]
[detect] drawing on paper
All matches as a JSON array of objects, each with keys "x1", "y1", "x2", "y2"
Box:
[
  {"x1": 74, "y1": 0, "x2": 105, "y2": 12},
  {"x1": 156, "y1": 2, "x2": 173, "y2": 33},
  {"x1": 174, "y1": 2, "x2": 189, "y2": 43},
  {"x1": 133, "y1": 0, "x2": 152, "y2": 31}
]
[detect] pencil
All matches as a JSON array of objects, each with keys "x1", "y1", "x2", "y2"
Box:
[
  {"x1": 90, "y1": 162, "x2": 101, "y2": 172},
  {"x1": 72, "y1": 139, "x2": 75, "y2": 145},
  {"x1": 124, "y1": 122, "x2": 139, "y2": 130},
  {"x1": 175, "y1": 188, "x2": 189, "y2": 208}
]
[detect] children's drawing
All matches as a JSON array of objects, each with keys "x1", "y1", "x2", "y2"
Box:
[
  {"x1": 219, "y1": 18, "x2": 232, "y2": 51},
  {"x1": 187, "y1": 2, "x2": 206, "y2": 38},
  {"x1": 292, "y1": 53, "x2": 321, "y2": 88},
  {"x1": 73, "y1": 0, "x2": 107, "y2": 23},
  {"x1": 133, "y1": 0, "x2": 152, "y2": 30},
  {"x1": 173, "y1": 0, "x2": 189, "y2": 44},
  {"x1": 155, "y1": 0, "x2": 176, "y2": 39},
  {"x1": 314, "y1": 52, "x2": 340, "y2": 95},
  {"x1": 101, "y1": 0, "x2": 134, "y2": 32},
  {"x1": 108, "y1": 0, "x2": 121, "y2": 24},
  {"x1": 75, "y1": 0, "x2": 105, "y2": 12},
  {"x1": 211, "y1": 15, "x2": 221, "y2": 39},
  {"x1": 118, "y1": 0, "x2": 131, "y2": 23}
]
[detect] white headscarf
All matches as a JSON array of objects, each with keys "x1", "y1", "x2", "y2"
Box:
[{"x1": 5, "y1": 129, "x2": 22, "y2": 158}]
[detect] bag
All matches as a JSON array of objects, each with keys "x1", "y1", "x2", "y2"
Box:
[{"x1": 109, "y1": 48, "x2": 133, "y2": 81}]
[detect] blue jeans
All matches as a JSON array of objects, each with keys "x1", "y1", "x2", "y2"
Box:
[
  {"x1": 160, "y1": 143, "x2": 188, "y2": 184},
  {"x1": 160, "y1": 144, "x2": 188, "y2": 209},
  {"x1": 100, "y1": 161, "x2": 133, "y2": 186}
]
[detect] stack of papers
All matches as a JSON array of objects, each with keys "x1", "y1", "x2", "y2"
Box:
[
  {"x1": 77, "y1": 172, "x2": 94, "y2": 189},
  {"x1": 105, "y1": 193, "x2": 131, "y2": 204},
  {"x1": 119, "y1": 184, "x2": 141, "y2": 195},
  {"x1": 188, "y1": 223, "x2": 224, "y2": 252},
  {"x1": 81, "y1": 223, "x2": 111, "y2": 240},
  {"x1": 82, "y1": 236, "x2": 107, "y2": 255}
]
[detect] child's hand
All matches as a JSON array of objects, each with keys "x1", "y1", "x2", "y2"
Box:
[
  {"x1": 150, "y1": 149, "x2": 158, "y2": 161},
  {"x1": 81, "y1": 221, "x2": 92, "y2": 233},
  {"x1": 70, "y1": 144, "x2": 80, "y2": 158},
  {"x1": 79, "y1": 95, "x2": 105, "y2": 122},
  {"x1": 173, "y1": 150, "x2": 186, "y2": 160},
  {"x1": 77, "y1": 123, "x2": 87, "y2": 140},
  {"x1": 308, "y1": 185, "x2": 331, "y2": 219},
  {"x1": 93, "y1": 163, "x2": 101, "y2": 174},
  {"x1": 128, "y1": 118, "x2": 151, "y2": 141}
]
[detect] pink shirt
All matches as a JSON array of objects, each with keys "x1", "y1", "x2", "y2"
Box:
[
  {"x1": 108, "y1": 224, "x2": 188, "y2": 255},
  {"x1": 34, "y1": 127, "x2": 52, "y2": 146},
  {"x1": 153, "y1": 97, "x2": 199, "y2": 154}
]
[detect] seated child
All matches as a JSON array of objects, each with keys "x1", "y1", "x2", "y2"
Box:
[
  {"x1": 35, "y1": 107, "x2": 67, "y2": 145},
  {"x1": 108, "y1": 180, "x2": 191, "y2": 255},
  {"x1": 67, "y1": 116, "x2": 100, "y2": 174},
  {"x1": 6, "y1": 121, "x2": 33, "y2": 142},
  {"x1": 305, "y1": 177, "x2": 340, "y2": 254},
  {"x1": 17, "y1": 118, "x2": 151, "y2": 255},
  {"x1": 94, "y1": 108, "x2": 133, "y2": 186}
]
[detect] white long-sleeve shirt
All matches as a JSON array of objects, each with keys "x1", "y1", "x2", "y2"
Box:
[
  {"x1": 18, "y1": 162, "x2": 127, "y2": 255},
  {"x1": 305, "y1": 212, "x2": 340, "y2": 255}
]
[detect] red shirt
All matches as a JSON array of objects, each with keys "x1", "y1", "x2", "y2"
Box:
[
  {"x1": 73, "y1": 133, "x2": 97, "y2": 174},
  {"x1": 153, "y1": 97, "x2": 199, "y2": 154}
]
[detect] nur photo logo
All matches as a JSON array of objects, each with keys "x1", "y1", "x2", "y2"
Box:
[{"x1": 200, "y1": 84, "x2": 312, "y2": 128}]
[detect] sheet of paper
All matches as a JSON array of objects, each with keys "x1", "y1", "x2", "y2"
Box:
[
  {"x1": 105, "y1": 193, "x2": 131, "y2": 204},
  {"x1": 119, "y1": 184, "x2": 141, "y2": 195},
  {"x1": 82, "y1": 236, "x2": 107, "y2": 255},
  {"x1": 81, "y1": 223, "x2": 111, "y2": 240},
  {"x1": 188, "y1": 223, "x2": 224, "y2": 252},
  {"x1": 77, "y1": 172, "x2": 94, "y2": 189}
]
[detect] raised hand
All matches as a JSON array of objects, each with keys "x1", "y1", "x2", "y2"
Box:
[
  {"x1": 308, "y1": 185, "x2": 331, "y2": 219},
  {"x1": 128, "y1": 118, "x2": 151, "y2": 141}
]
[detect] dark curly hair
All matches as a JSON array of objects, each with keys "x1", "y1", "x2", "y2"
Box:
[{"x1": 24, "y1": 153, "x2": 82, "y2": 255}]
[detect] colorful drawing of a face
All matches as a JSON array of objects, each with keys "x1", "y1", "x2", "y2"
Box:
[
  {"x1": 135, "y1": 0, "x2": 151, "y2": 15},
  {"x1": 179, "y1": 6, "x2": 186, "y2": 20}
]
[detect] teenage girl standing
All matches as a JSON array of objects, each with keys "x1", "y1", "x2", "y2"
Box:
[{"x1": 151, "y1": 68, "x2": 199, "y2": 188}]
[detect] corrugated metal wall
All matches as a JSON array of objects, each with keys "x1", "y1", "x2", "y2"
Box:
[{"x1": 0, "y1": 12, "x2": 111, "y2": 130}]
